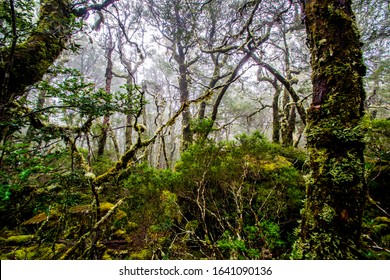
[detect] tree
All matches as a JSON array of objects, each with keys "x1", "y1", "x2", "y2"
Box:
[
  {"x1": 0, "y1": 0, "x2": 118, "y2": 142},
  {"x1": 97, "y1": 26, "x2": 115, "y2": 158},
  {"x1": 353, "y1": 0, "x2": 390, "y2": 119},
  {"x1": 294, "y1": 0, "x2": 368, "y2": 259},
  {"x1": 145, "y1": 0, "x2": 200, "y2": 151}
]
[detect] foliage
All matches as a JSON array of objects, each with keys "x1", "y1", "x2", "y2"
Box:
[
  {"x1": 0, "y1": 0, "x2": 389, "y2": 261},
  {"x1": 35, "y1": 67, "x2": 143, "y2": 119},
  {"x1": 174, "y1": 133, "x2": 305, "y2": 259},
  {"x1": 118, "y1": 132, "x2": 306, "y2": 259},
  {"x1": 0, "y1": 0, "x2": 37, "y2": 46},
  {"x1": 360, "y1": 118, "x2": 390, "y2": 259}
]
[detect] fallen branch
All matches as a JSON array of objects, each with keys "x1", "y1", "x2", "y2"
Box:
[{"x1": 59, "y1": 197, "x2": 126, "y2": 260}]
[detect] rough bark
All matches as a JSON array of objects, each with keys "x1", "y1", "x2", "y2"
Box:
[
  {"x1": 294, "y1": 0, "x2": 367, "y2": 259},
  {"x1": 125, "y1": 114, "x2": 133, "y2": 150},
  {"x1": 280, "y1": 25, "x2": 297, "y2": 146}
]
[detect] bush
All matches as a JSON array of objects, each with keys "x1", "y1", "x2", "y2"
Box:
[{"x1": 121, "y1": 132, "x2": 306, "y2": 259}]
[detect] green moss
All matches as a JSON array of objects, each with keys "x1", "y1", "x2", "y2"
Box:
[
  {"x1": 103, "y1": 249, "x2": 129, "y2": 260},
  {"x1": 319, "y1": 204, "x2": 336, "y2": 223},
  {"x1": 102, "y1": 251, "x2": 113, "y2": 260},
  {"x1": 374, "y1": 217, "x2": 390, "y2": 224},
  {"x1": 4, "y1": 243, "x2": 66, "y2": 260},
  {"x1": 5, "y1": 235, "x2": 34, "y2": 245},
  {"x1": 129, "y1": 249, "x2": 152, "y2": 260}
]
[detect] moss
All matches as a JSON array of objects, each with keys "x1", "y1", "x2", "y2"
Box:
[
  {"x1": 5, "y1": 243, "x2": 67, "y2": 260},
  {"x1": 68, "y1": 202, "x2": 127, "y2": 222},
  {"x1": 112, "y1": 229, "x2": 127, "y2": 239},
  {"x1": 102, "y1": 251, "x2": 113, "y2": 260},
  {"x1": 4, "y1": 235, "x2": 35, "y2": 245},
  {"x1": 374, "y1": 217, "x2": 390, "y2": 224},
  {"x1": 129, "y1": 249, "x2": 152, "y2": 260},
  {"x1": 102, "y1": 249, "x2": 129, "y2": 260},
  {"x1": 68, "y1": 204, "x2": 92, "y2": 214}
]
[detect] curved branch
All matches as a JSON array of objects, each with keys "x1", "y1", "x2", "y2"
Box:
[{"x1": 250, "y1": 53, "x2": 307, "y2": 125}]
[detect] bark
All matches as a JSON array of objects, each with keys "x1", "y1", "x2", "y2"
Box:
[
  {"x1": 211, "y1": 52, "x2": 252, "y2": 124},
  {"x1": 109, "y1": 129, "x2": 120, "y2": 161},
  {"x1": 294, "y1": 0, "x2": 367, "y2": 259},
  {"x1": 125, "y1": 114, "x2": 133, "y2": 150},
  {"x1": 280, "y1": 30, "x2": 297, "y2": 147}
]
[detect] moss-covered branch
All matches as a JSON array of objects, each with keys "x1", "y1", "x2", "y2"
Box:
[{"x1": 1, "y1": 0, "x2": 73, "y2": 104}]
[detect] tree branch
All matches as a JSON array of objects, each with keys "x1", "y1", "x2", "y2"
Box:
[{"x1": 250, "y1": 53, "x2": 307, "y2": 125}]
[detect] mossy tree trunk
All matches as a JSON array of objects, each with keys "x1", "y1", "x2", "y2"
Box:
[{"x1": 295, "y1": 0, "x2": 367, "y2": 259}]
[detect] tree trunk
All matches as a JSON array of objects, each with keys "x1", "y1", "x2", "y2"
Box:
[
  {"x1": 271, "y1": 80, "x2": 281, "y2": 143},
  {"x1": 294, "y1": 0, "x2": 367, "y2": 259},
  {"x1": 97, "y1": 30, "x2": 114, "y2": 157},
  {"x1": 125, "y1": 114, "x2": 133, "y2": 151},
  {"x1": 281, "y1": 89, "x2": 296, "y2": 146},
  {"x1": 176, "y1": 46, "x2": 192, "y2": 151},
  {"x1": 280, "y1": 25, "x2": 296, "y2": 147}
]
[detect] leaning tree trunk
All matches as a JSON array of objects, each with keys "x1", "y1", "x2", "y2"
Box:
[{"x1": 294, "y1": 0, "x2": 367, "y2": 259}]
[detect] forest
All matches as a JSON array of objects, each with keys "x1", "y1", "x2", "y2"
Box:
[{"x1": 0, "y1": 0, "x2": 389, "y2": 260}]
